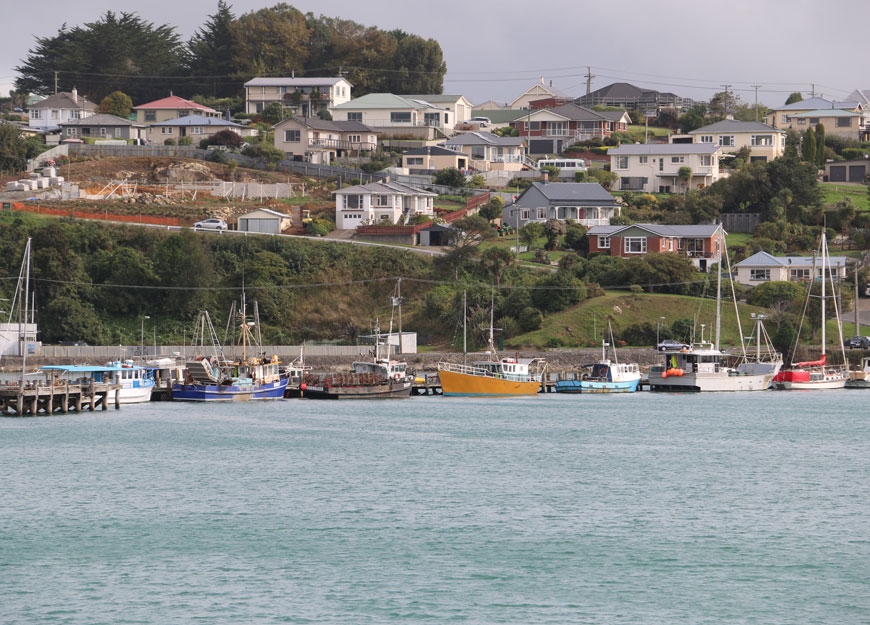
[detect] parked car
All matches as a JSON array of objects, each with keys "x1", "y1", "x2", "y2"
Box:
[
  {"x1": 657, "y1": 339, "x2": 691, "y2": 351},
  {"x1": 845, "y1": 335, "x2": 870, "y2": 349},
  {"x1": 193, "y1": 218, "x2": 228, "y2": 231}
]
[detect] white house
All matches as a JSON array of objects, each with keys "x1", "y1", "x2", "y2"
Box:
[
  {"x1": 244, "y1": 76, "x2": 353, "y2": 116},
  {"x1": 27, "y1": 88, "x2": 97, "y2": 134},
  {"x1": 442, "y1": 132, "x2": 527, "y2": 172},
  {"x1": 609, "y1": 143, "x2": 722, "y2": 193},
  {"x1": 329, "y1": 93, "x2": 455, "y2": 139},
  {"x1": 504, "y1": 182, "x2": 620, "y2": 229},
  {"x1": 333, "y1": 181, "x2": 436, "y2": 230},
  {"x1": 681, "y1": 120, "x2": 786, "y2": 162},
  {"x1": 733, "y1": 251, "x2": 849, "y2": 287}
]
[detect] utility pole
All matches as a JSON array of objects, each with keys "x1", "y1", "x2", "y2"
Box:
[
  {"x1": 720, "y1": 84, "x2": 732, "y2": 117},
  {"x1": 585, "y1": 66, "x2": 595, "y2": 97},
  {"x1": 752, "y1": 85, "x2": 762, "y2": 121}
]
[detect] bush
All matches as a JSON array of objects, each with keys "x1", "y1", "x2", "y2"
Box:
[{"x1": 518, "y1": 307, "x2": 543, "y2": 331}]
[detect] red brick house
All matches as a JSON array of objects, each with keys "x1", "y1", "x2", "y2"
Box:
[
  {"x1": 587, "y1": 223, "x2": 725, "y2": 272},
  {"x1": 508, "y1": 103, "x2": 630, "y2": 155}
]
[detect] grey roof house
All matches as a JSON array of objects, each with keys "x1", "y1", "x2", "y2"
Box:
[
  {"x1": 59, "y1": 113, "x2": 147, "y2": 142},
  {"x1": 504, "y1": 181, "x2": 620, "y2": 229},
  {"x1": 734, "y1": 251, "x2": 848, "y2": 287}
]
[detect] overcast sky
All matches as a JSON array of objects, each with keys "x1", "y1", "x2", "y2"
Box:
[{"x1": 2, "y1": 0, "x2": 867, "y2": 108}]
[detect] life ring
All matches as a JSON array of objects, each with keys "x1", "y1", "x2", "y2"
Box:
[{"x1": 393, "y1": 373, "x2": 401, "y2": 381}]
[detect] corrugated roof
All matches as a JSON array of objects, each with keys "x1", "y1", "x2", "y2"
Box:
[
  {"x1": 133, "y1": 96, "x2": 218, "y2": 113},
  {"x1": 334, "y1": 181, "x2": 437, "y2": 196},
  {"x1": 528, "y1": 182, "x2": 618, "y2": 204},
  {"x1": 59, "y1": 113, "x2": 142, "y2": 127},
  {"x1": 331, "y1": 93, "x2": 440, "y2": 110},
  {"x1": 790, "y1": 109, "x2": 861, "y2": 118},
  {"x1": 244, "y1": 76, "x2": 351, "y2": 88},
  {"x1": 735, "y1": 251, "x2": 849, "y2": 268},
  {"x1": 588, "y1": 223, "x2": 722, "y2": 237},
  {"x1": 150, "y1": 115, "x2": 241, "y2": 127},
  {"x1": 29, "y1": 91, "x2": 97, "y2": 111},
  {"x1": 444, "y1": 132, "x2": 524, "y2": 147},
  {"x1": 610, "y1": 144, "x2": 720, "y2": 155}
]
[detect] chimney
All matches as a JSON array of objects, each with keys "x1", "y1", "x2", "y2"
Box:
[
  {"x1": 542, "y1": 171, "x2": 549, "y2": 183},
  {"x1": 72, "y1": 87, "x2": 77, "y2": 103}
]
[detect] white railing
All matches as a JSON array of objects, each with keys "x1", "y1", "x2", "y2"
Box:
[{"x1": 437, "y1": 360, "x2": 543, "y2": 383}]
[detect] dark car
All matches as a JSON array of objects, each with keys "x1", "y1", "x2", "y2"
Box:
[
  {"x1": 845, "y1": 336, "x2": 870, "y2": 349},
  {"x1": 656, "y1": 339, "x2": 690, "y2": 351}
]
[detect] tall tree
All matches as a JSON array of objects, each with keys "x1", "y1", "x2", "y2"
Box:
[
  {"x1": 98, "y1": 91, "x2": 133, "y2": 118},
  {"x1": 785, "y1": 92, "x2": 803, "y2": 105},
  {"x1": 186, "y1": 0, "x2": 239, "y2": 98},
  {"x1": 14, "y1": 12, "x2": 186, "y2": 102},
  {"x1": 387, "y1": 32, "x2": 447, "y2": 94},
  {"x1": 0, "y1": 123, "x2": 29, "y2": 173},
  {"x1": 815, "y1": 123, "x2": 826, "y2": 168},
  {"x1": 229, "y1": 4, "x2": 311, "y2": 82},
  {"x1": 802, "y1": 127, "x2": 817, "y2": 165}
]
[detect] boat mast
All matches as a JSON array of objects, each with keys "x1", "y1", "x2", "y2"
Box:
[
  {"x1": 715, "y1": 231, "x2": 722, "y2": 351},
  {"x1": 462, "y1": 290, "x2": 467, "y2": 367},
  {"x1": 821, "y1": 231, "x2": 827, "y2": 357},
  {"x1": 19, "y1": 238, "x2": 32, "y2": 386}
]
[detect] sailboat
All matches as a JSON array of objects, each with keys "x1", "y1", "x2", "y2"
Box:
[
  {"x1": 172, "y1": 296, "x2": 288, "y2": 401},
  {"x1": 648, "y1": 239, "x2": 781, "y2": 392},
  {"x1": 437, "y1": 292, "x2": 546, "y2": 396},
  {"x1": 555, "y1": 319, "x2": 641, "y2": 393},
  {"x1": 773, "y1": 231, "x2": 848, "y2": 390}
]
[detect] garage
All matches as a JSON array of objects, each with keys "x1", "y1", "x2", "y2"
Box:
[{"x1": 238, "y1": 208, "x2": 292, "y2": 234}]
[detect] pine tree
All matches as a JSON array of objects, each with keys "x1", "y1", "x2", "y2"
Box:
[
  {"x1": 815, "y1": 123, "x2": 826, "y2": 169},
  {"x1": 802, "y1": 127, "x2": 816, "y2": 165}
]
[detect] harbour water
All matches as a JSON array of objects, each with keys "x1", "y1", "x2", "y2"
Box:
[{"x1": 2, "y1": 391, "x2": 869, "y2": 624}]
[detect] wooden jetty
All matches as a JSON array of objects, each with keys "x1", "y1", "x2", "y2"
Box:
[{"x1": 0, "y1": 379, "x2": 121, "y2": 416}]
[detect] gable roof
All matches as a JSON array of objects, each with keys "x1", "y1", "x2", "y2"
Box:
[
  {"x1": 244, "y1": 76, "x2": 351, "y2": 88},
  {"x1": 30, "y1": 91, "x2": 97, "y2": 111},
  {"x1": 331, "y1": 93, "x2": 443, "y2": 110},
  {"x1": 735, "y1": 250, "x2": 849, "y2": 268},
  {"x1": 790, "y1": 109, "x2": 862, "y2": 118},
  {"x1": 846, "y1": 89, "x2": 870, "y2": 106},
  {"x1": 404, "y1": 94, "x2": 471, "y2": 106},
  {"x1": 403, "y1": 145, "x2": 462, "y2": 157},
  {"x1": 334, "y1": 181, "x2": 437, "y2": 197},
  {"x1": 239, "y1": 208, "x2": 291, "y2": 219},
  {"x1": 588, "y1": 223, "x2": 723, "y2": 238},
  {"x1": 444, "y1": 131, "x2": 524, "y2": 147},
  {"x1": 510, "y1": 79, "x2": 571, "y2": 106},
  {"x1": 522, "y1": 181, "x2": 618, "y2": 205},
  {"x1": 149, "y1": 114, "x2": 241, "y2": 128},
  {"x1": 769, "y1": 96, "x2": 834, "y2": 112},
  {"x1": 610, "y1": 143, "x2": 720, "y2": 156},
  {"x1": 689, "y1": 119, "x2": 783, "y2": 134},
  {"x1": 274, "y1": 116, "x2": 376, "y2": 133},
  {"x1": 525, "y1": 102, "x2": 624, "y2": 123},
  {"x1": 133, "y1": 96, "x2": 218, "y2": 114},
  {"x1": 59, "y1": 113, "x2": 143, "y2": 127}
]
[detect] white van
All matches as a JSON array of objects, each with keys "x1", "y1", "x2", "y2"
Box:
[{"x1": 537, "y1": 158, "x2": 588, "y2": 177}]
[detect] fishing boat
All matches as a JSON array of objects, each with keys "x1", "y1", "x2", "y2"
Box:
[
  {"x1": 437, "y1": 293, "x2": 545, "y2": 396},
  {"x1": 773, "y1": 231, "x2": 848, "y2": 390},
  {"x1": 40, "y1": 360, "x2": 155, "y2": 404},
  {"x1": 555, "y1": 320, "x2": 640, "y2": 393},
  {"x1": 648, "y1": 238, "x2": 781, "y2": 392},
  {"x1": 172, "y1": 298, "x2": 288, "y2": 401},
  {"x1": 297, "y1": 317, "x2": 412, "y2": 399}
]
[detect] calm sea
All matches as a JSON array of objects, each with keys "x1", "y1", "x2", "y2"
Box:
[{"x1": 2, "y1": 391, "x2": 868, "y2": 624}]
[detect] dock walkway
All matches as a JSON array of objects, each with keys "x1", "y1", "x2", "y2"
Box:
[{"x1": 0, "y1": 380, "x2": 120, "y2": 416}]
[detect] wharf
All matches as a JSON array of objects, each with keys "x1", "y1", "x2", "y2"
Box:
[{"x1": 0, "y1": 379, "x2": 121, "y2": 416}]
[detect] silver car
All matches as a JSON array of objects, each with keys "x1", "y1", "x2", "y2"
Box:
[{"x1": 193, "y1": 218, "x2": 228, "y2": 231}]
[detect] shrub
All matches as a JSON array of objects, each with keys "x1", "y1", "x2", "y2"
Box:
[{"x1": 518, "y1": 307, "x2": 543, "y2": 331}]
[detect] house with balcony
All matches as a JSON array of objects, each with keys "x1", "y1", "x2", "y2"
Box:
[
  {"x1": 765, "y1": 96, "x2": 862, "y2": 130},
  {"x1": 27, "y1": 88, "x2": 97, "y2": 134},
  {"x1": 587, "y1": 223, "x2": 725, "y2": 272},
  {"x1": 401, "y1": 146, "x2": 468, "y2": 172},
  {"x1": 507, "y1": 103, "x2": 630, "y2": 155},
  {"x1": 333, "y1": 181, "x2": 436, "y2": 230},
  {"x1": 405, "y1": 94, "x2": 474, "y2": 130},
  {"x1": 329, "y1": 93, "x2": 456, "y2": 141},
  {"x1": 787, "y1": 109, "x2": 866, "y2": 141},
  {"x1": 574, "y1": 82, "x2": 693, "y2": 112},
  {"x1": 442, "y1": 132, "x2": 527, "y2": 172},
  {"x1": 733, "y1": 251, "x2": 848, "y2": 287},
  {"x1": 273, "y1": 116, "x2": 378, "y2": 164},
  {"x1": 679, "y1": 120, "x2": 785, "y2": 162},
  {"x1": 132, "y1": 95, "x2": 220, "y2": 125},
  {"x1": 244, "y1": 76, "x2": 352, "y2": 117},
  {"x1": 147, "y1": 114, "x2": 245, "y2": 144},
  {"x1": 59, "y1": 113, "x2": 147, "y2": 143},
  {"x1": 609, "y1": 144, "x2": 722, "y2": 193},
  {"x1": 503, "y1": 182, "x2": 620, "y2": 229}
]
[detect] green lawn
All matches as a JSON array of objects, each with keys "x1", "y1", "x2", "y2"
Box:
[{"x1": 819, "y1": 182, "x2": 870, "y2": 212}]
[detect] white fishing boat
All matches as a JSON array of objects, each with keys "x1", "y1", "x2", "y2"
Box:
[
  {"x1": 40, "y1": 360, "x2": 155, "y2": 404},
  {"x1": 648, "y1": 238, "x2": 780, "y2": 392},
  {"x1": 555, "y1": 320, "x2": 640, "y2": 393}
]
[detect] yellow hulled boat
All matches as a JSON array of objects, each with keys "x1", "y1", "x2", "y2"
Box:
[{"x1": 437, "y1": 354, "x2": 545, "y2": 396}]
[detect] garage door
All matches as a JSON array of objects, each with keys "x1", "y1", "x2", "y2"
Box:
[
  {"x1": 242, "y1": 218, "x2": 278, "y2": 233},
  {"x1": 829, "y1": 165, "x2": 846, "y2": 182},
  {"x1": 849, "y1": 164, "x2": 867, "y2": 182}
]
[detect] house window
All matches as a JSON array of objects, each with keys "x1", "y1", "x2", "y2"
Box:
[
  {"x1": 374, "y1": 195, "x2": 392, "y2": 207},
  {"x1": 100, "y1": 127, "x2": 107, "y2": 136},
  {"x1": 344, "y1": 195, "x2": 362, "y2": 209},
  {"x1": 348, "y1": 134, "x2": 361, "y2": 143},
  {"x1": 699, "y1": 135, "x2": 713, "y2": 143},
  {"x1": 796, "y1": 118, "x2": 806, "y2": 125},
  {"x1": 71, "y1": 110, "x2": 82, "y2": 119},
  {"x1": 114, "y1": 128, "x2": 121, "y2": 138},
  {"x1": 66, "y1": 127, "x2": 78, "y2": 137},
  {"x1": 836, "y1": 117, "x2": 852, "y2": 127},
  {"x1": 700, "y1": 155, "x2": 713, "y2": 166},
  {"x1": 615, "y1": 156, "x2": 628, "y2": 169},
  {"x1": 284, "y1": 129, "x2": 300, "y2": 142},
  {"x1": 161, "y1": 127, "x2": 171, "y2": 134},
  {"x1": 750, "y1": 269, "x2": 771, "y2": 281},
  {"x1": 190, "y1": 127, "x2": 203, "y2": 135},
  {"x1": 781, "y1": 115, "x2": 789, "y2": 124},
  {"x1": 347, "y1": 112, "x2": 362, "y2": 122},
  {"x1": 751, "y1": 135, "x2": 773, "y2": 146},
  {"x1": 407, "y1": 157, "x2": 423, "y2": 165},
  {"x1": 51, "y1": 110, "x2": 59, "y2": 120},
  {"x1": 390, "y1": 112, "x2": 412, "y2": 123},
  {"x1": 790, "y1": 268, "x2": 811, "y2": 281},
  {"x1": 523, "y1": 121, "x2": 540, "y2": 131},
  {"x1": 598, "y1": 236, "x2": 610, "y2": 249},
  {"x1": 624, "y1": 237, "x2": 647, "y2": 254},
  {"x1": 30, "y1": 110, "x2": 41, "y2": 119},
  {"x1": 639, "y1": 156, "x2": 648, "y2": 164},
  {"x1": 671, "y1": 156, "x2": 685, "y2": 163},
  {"x1": 719, "y1": 135, "x2": 735, "y2": 146},
  {"x1": 145, "y1": 111, "x2": 156, "y2": 122},
  {"x1": 546, "y1": 121, "x2": 568, "y2": 136},
  {"x1": 809, "y1": 117, "x2": 819, "y2": 125}
]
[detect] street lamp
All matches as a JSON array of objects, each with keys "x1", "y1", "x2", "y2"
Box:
[
  {"x1": 140, "y1": 315, "x2": 150, "y2": 359},
  {"x1": 657, "y1": 316, "x2": 665, "y2": 346}
]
